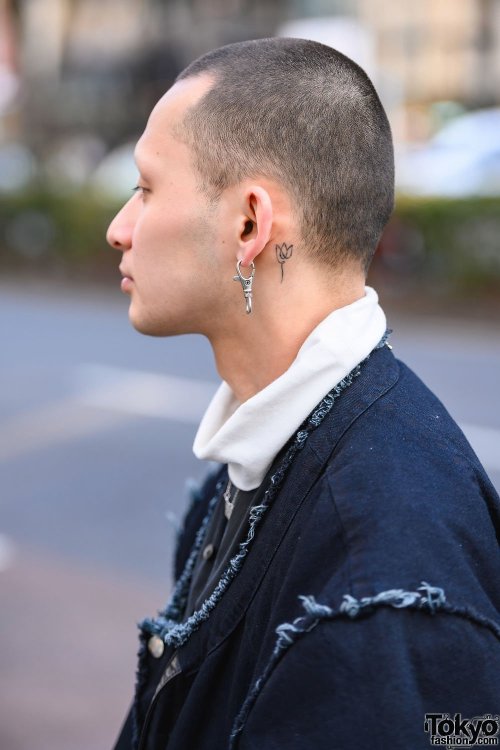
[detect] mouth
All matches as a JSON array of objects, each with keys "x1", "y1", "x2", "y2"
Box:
[{"x1": 119, "y1": 265, "x2": 134, "y2": 292}]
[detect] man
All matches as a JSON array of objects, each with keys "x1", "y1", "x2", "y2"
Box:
[{"x1": 107, "y1": 38, "x2": 500, "y2": 750}]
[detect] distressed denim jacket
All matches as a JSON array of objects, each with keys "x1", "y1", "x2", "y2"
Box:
[{"x1": 114, "y1": 343, "x2": 500, "y2": 750}]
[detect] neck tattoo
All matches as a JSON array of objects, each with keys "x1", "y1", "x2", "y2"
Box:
[{"x1": 275, "y1": 242, "x2": 293, "y2": 283}]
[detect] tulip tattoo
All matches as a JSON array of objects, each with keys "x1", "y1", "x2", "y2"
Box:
[{"x1": 275, "y1": 242, "x2": 293, "y2": 282}]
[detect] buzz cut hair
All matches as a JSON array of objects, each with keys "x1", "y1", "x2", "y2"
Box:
[{"x1": 176, "y1": 37, "x2": 394, "y2": 274}]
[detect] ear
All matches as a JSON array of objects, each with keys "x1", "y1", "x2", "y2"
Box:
[{"x1": 237, "y1": 186, "x2": 273, "y2": 267}]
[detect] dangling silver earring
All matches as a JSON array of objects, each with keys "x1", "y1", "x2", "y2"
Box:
[{"x1": 233, "y1": 260, "x2": 255, "y2": 314}]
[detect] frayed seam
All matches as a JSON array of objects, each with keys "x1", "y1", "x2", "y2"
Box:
[
  {"x1": 229, "y1": 580, "x2": 446, "y2": 749},
  {"x1": 139, "y1": 502, "x2": 270, "y2": 651},
  {"x1": 229, "y1": 594, "x2": 335, "y2": 748},
  {"x1": 340, "y1": 581, "x2": 446, "y2": 618},
  {"x1": 273, "y1": 595, "x2": 334, "y2": 652},
  {"x1": 299, "y1": 593, "x2": 335, "y2": 617},
  {"x1": 272, "y1": 583, "x2": 446, "y2": 652}
]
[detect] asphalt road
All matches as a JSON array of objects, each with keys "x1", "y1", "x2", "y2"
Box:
[{"x1": 1, "y1": 278, "x2": 499, "y2": 750}]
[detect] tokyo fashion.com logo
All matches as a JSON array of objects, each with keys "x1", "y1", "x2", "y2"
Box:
[{"x1": 424, "y1": 713, "x2": 499, "y2": 747}]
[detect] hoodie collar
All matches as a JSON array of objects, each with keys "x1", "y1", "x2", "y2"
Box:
[{"x1": 193, "y1": 286, "x2": 387, "y2": 490}]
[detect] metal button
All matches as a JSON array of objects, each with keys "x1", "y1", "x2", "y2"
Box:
[
  {"x1": 148, "y1": 635, "x2": 165, "y2": 659},
  {"x1": 202, "y1": 543, "x2": 215, "y2": 561}
]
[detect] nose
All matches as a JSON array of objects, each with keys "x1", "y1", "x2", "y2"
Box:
[{"x1": 106, "y1": 201, "x2": 135, "y2": 252}]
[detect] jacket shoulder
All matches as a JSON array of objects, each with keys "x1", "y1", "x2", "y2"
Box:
[
  {"x1": 308, "y1": 355, "x2": 500, "y2": 620},
  {"x1": 329, "y1": 353, "x2": 495, "y2": 485},
  {"x1": 235, "y1": 595, "x2": 500, "y2": 750}
]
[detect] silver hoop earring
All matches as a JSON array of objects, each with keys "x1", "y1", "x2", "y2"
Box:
[{"x1": 233, "y1": 260, "x2": 255, "y2": 314}]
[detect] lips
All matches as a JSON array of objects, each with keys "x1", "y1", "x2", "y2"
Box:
[
  {"x1": 119, "y1": 265, "x2": 133, "y2": 281},
  {"x1": 119, "y1": 266, "x2": 134, "y2": 293}
]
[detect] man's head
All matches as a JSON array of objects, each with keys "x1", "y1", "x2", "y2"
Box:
[
  {"x1": 107, "y1": 38, "x2": 393, "y2": 338},
  {"x1": 175, "y1": 37, "x2": 394, "y2": 273}
]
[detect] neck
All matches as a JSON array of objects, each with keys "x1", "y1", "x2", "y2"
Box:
[{"x1": 208, "y1": 266, "x2": 366, "y2": 403}]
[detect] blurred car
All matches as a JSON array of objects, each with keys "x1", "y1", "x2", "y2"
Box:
[{"x1": 396, "y1": 108, "x2": 500, "y2": 197}]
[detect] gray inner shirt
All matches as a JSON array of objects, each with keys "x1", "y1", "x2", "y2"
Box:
[{"x1": 183, "y1": 455, "x2": 283, "y2": 619}]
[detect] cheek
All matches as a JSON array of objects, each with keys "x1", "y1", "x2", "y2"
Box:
[
  {"x1": 131, "y1": 194, "x2": 218, "y2": 277},
  {"x1": 134, "y1": 204, "x2": 193, "y2": 250},
  {"x1": 131, "y1": 217, "x2": 172, "y2": 277}
]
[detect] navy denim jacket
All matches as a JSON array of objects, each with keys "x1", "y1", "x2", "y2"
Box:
[{"x1": 114, "y1": 344, "x2": 500, "y2": 750}]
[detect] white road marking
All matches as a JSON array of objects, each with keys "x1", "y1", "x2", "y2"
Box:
[
  {"x1": 0, "y1": 400, "x2": 128, "y2": 462},
  {"x1": 75, "y1": 364, "x2": 217, "y2": 423},
  {"x1": 0, "y1": 365, "x2": 217, "y2": 461}
]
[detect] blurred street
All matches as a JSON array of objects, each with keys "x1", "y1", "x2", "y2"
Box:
[
  {"x1": 0, "y1": 0, "x2": 499, "y2": 747},
  {"x1": 1, "y1": 278, "x2": 499, "y2": 750}
]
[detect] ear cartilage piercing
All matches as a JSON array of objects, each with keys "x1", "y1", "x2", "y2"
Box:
[{"x1": 233, "y1": 260, "x2": 255, "y2": 314}]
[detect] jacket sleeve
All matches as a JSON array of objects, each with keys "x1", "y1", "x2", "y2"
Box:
[{"x1": 236, "y1": 605, "x2": 500, "y2": 750}]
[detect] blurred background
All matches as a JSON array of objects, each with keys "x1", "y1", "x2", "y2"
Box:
[{"x1": 0, "y1": 1, "x2": 499, "y2": 748}]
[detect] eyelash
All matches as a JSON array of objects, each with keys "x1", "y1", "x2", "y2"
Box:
[{"x1": 132, "y1": 185, "x2": 149, "y2": 196}]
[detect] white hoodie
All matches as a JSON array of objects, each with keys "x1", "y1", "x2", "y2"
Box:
[{"x1": 193, "y1": 286, "x2": 386, "y2": 491}]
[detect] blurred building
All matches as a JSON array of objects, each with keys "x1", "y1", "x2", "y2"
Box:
[
  {"x1": 359, "y1": 0, "x2": 500, "y2": 138},
  {"x1": 377, "y1": 0, "x2": 499, "y2": 105},
  {"x1": 1, "y1": 0, "x2": 500, "y2": 149}
]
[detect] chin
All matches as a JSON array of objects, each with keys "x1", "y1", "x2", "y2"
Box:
[
  {"x1": 128, "y1": 305, "x2": 190, "y2": 338},
  {"x1": 129, "y1": 310, "x2": 164, "y2": 337}
]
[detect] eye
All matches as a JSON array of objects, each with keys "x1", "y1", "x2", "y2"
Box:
[{"x1": 132, "y1": 185, "x2": 150, "y2": 198}]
